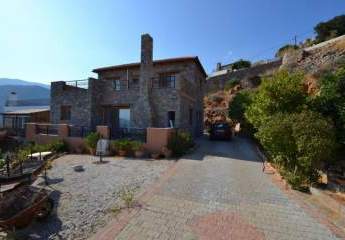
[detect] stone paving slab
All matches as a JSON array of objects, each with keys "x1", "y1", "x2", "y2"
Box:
[{"x1": 95, "y1": 137, "x2": 344, "y2": 240}]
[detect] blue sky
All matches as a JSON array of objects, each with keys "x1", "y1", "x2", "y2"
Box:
[{"x1": 1, "y1": 0, "x2": 344, "y2": 84}]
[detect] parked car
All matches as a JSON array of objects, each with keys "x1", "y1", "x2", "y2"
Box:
[{"x1": 209, "y1": 123, "x2": 232, "y2": 141}]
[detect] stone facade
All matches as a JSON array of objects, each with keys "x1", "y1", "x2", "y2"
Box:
[
  {"x1": 206, "y1": 59, "x2": 282, "y2": 93},
  {"x1": 50, "y1": 34, "x2": 206, "y2": 137},
  {"x1": 50, "y1": 81, "x2": 91, "y2": 127}
]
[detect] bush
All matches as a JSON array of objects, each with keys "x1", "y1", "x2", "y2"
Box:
[
  {"x1": 231, "y1": 59, "x2": 251, "y2": 70},
  {"x1": 255, "y1": 110, "x2": 337, "y2": 186},
  {"x1": 315, "y1": 14, "x2": 345, "y2": 43},
  {"x1": 49, "y1": 140, "x2": 68, "y2": 153},
  {"x1": 245, "y1": 71, "x2": 306, "y2": 129},
  {"x1": 229, "y1": 89, "x2": 253, "y2": 122},
  {"x1": 111, "y1": 139, "x2": 133, "y2": 153},
  {"x1": 167, "y1": 131, "x2": 194, "y2": 157},
  {"x1": 85, "y1": 132, "x2": 100, "y2": 151},
  {"x1": 131, "y1": 141, "x2": 144, "y2": 151},
  {"x1": 275, "y1": 44, "x2": 299, "y2": 58},
  {"x1": 309, "y1": 66, "x2": 345, "y2": 144}
]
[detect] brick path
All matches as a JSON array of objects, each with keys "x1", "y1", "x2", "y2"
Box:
[{"x1": 93, "y1": 137, "x2": 343, "y2": 240}]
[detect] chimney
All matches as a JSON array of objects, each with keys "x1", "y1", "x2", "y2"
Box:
[
  {"x1": 136, "y1": 33, "x2": 155, "y2": 127},
  {"x1": 141, "y1": 34, "x2": 153, "y2": 65},
  {"x1": 216, "y1": 62, "x2": 222, "y2": 71}
]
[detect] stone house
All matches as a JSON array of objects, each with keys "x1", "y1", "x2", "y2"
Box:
[{"x1": 50, "y1": 34, "x2": 206, "y2": 137}]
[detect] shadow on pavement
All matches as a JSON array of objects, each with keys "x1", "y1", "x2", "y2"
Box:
[{"x1": 183, "y1": 135, "x2": 262, "y2": 163}]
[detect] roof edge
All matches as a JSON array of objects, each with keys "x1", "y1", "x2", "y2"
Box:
[{"x1": 92, "y1": 56, "x2": 207, "y2": 77}]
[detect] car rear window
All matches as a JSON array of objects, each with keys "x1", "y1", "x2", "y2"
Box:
[{"x1": 214, "y1": 124, "x2": 229, "y2": 129}]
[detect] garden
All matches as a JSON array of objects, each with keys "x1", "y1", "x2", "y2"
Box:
[{"x1": 83, "y1": 130, "x2": 194, "y2": 159}]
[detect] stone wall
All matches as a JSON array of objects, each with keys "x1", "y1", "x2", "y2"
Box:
[
  {"x1": 95, "y1": 60, "x2": 205, "y2": 136},
  {"x1": 281, "y1": 35, "x2": 345, "y2": 74},
  {"x1": 206, "y1": 59, "x2": 282, "y2": 93},
  {"x1": 50, "y1": 81, "x2": 91, "y2": 127}
]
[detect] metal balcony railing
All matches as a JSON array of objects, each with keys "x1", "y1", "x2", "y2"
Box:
[{"x1": 65, "y1": 79, "x2": 89, "y2": 89}]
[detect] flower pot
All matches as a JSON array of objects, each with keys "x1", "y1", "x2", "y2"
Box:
[
  {"x1": 134, "y1": 150, "x2": 145, "y2": 158},
  {"x1": 118, "y1": 150, "x2": 127, "y2": 157},
  {"x1": 151, "y1": 153, "x2": 161, "y2": 159},
  {"x1": 161, "y1": 147, "x2": 172, "y2": 158}
]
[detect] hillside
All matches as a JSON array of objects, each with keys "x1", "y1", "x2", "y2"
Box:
[{"x1": 0, "y1": 78, "x2": 49, "y2": 89}]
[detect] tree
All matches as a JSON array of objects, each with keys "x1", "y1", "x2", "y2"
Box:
[
  {"x1": 315, "y1": 15, "x2": 345, "y2": 43},
  {"x1": 245, "y1": 71, "x2": 306, "y2": 129},
  {"x1": 231, "y1": 59, "x2": 251, "y2": 70},
  {"x1": 309, "y1": 65, "x2": 345, "y2": 143},
  {"x1": 275, "y1": 44, "x2": 299, "y2": 58},
  {"x1": 229, "y1": 90, "x2": 253, "y2": 123},
  {"x1": 228, "y1": 90, "x2": 254, "y2": 134}
]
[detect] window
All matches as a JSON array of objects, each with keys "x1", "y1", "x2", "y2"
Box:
[
  {"x1": 112, "y1": 79, "x2": 121, "y2": 91},
  {"x1": 168, "y1": 111, "x2": 175, "y2": 128},
  {"x1": 130, "y1": 77, "x2": 139, "y2": 89},
  {"x1": 189, "y1": 108, "x2": 193, "y2": 125},
  {"x1": 61, "y1": 106, "x2": 71, "y2": 121},
  {"x1": 159, "y1": 73, "x2": 176, "y2": 88},
  {"x1": 119, "y1": 108, "x2": 131, "y2": 128}
]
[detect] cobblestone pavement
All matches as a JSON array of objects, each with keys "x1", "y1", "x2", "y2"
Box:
[
  {"x1": 101, "y1": 137, "x2": 343, "y2": 240},
  {"x1": 13, "y1": 155, "x2": 173, "y2": 240}
]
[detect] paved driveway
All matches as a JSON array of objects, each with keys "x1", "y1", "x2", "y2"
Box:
[{"x1": 99, "y1": 137, "x2": 342, "y2": 240}]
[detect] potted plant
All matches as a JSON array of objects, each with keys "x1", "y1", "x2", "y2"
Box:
[
  {"x1": 132, "y1": 141, "x2": 145, "y2": 158},
  {"x1": 112, "y1": 139, "x2": 131, "y2": 157},
  {"x1": 85, "y1": 132, "x2": 100, "y2": 155},
  {"x1": 161, "y1": 146, "x2": 172, "y2": 158},
  {"x1": 151, "y1": 152, "x2": 161, "y2": 160}
]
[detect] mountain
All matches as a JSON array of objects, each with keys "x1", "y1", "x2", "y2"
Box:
[
  {"x1": 0, "y1": 79, "x2": 51, "y2": 127},
  {"x1": 0, "y1": 78, "x2": 50, "y2": 89}
]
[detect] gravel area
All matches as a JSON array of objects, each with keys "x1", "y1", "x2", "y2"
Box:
[{"x1": 14, "y1": 155, "x2": 173, "y2": 240}]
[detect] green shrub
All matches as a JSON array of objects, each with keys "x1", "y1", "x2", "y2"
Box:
[
  {"x1": 229, "y1": 90, "x2": 254, "y2": 134},
  {"x1": 231, "y1": 59, "x2": 251, "y2": 70},
  {"x1": 168, "y1": 131, "x2": 194, "y2": 157},
  {"x1": 0, "y1": 159, "x2": 4, "y2": 169},
  {"x1": 275, "y1": 44, "x2": 299, "y2": 58},
  {"x1": 131, "y1": 141, "x2": 144, "y2": 151},
  {"x1": 309, "y1": 66, "x2": 345, "y2": 144},
  {"x1": 314, "y1": 14, "x2": 345, "y2": 43},
  {"x1": 255, "y1": 110, "x2": 337, "y2": 186},
  {"x1": 111, "y1": 139, "x2": 133, "y2": 152},
  {"x1": 85, "y1": 132, "x2": 100, "y2": 151},
  {"x1": 0, "y1": 150, "x2": 4, "y2": 169},
  {"x1": 245, "y1": 70, "x2": 306, "y2": 129},
  {"x1": 49, "y1": 140, "x2": 68, "y2": 153}
]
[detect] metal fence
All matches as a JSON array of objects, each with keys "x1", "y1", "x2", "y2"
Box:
[
  {"x1": 65, "y1": 79, "x2": 89, "y2": 89},
  {"x1": 110, "y1": 128, "x2": 147, "y2": 142},
  {"x1": 68, "y1": 126, "x2": 92, "y2": 138},
  {"x1": 36, "y1": 125, "x2": 59, "y2": 135}
]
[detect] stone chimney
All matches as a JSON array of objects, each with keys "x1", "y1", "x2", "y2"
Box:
[
  {"x1": 135, "y1": 34, "x2": 155, "y2": 127},
  {"x1": 216, "y1": 62, "x2": 222, "y2": 71},
  {"x1": 141, "y1": 34, "x2": 153, "y2": 65}
]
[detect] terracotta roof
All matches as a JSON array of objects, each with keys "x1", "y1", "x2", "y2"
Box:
[{"x1": 92, "y1": 56, "x2": 207, "y2": 77}]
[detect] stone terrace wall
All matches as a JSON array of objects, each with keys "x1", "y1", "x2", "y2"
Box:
[
  {"x1": 206, "y1": 59, "x2": 282, "y2": 93},
  {"x1": 281, "y1": 35, "x2": 345, "y2": 74}
]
